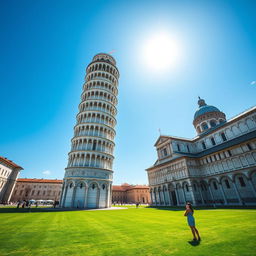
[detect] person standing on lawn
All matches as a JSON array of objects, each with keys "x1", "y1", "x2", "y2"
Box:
[{"x1": 184, "y1": 202, "x2": 201, "y2": 241}]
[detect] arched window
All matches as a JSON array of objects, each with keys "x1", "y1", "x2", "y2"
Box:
[
  {"x1": 221, "y1": 132, "x2": 227, "y2": 142},
  {"x1": 224, "y1": 179, "x2": 230, "y2": 189},
  {"x1": 102, "y1": 184, "x2": 105, "y2": 190},
  {"x1": 185, "y1": 184, "x2": 189, "y2": 192},
  {"x1": 210, "y1": 120, "x2": 216, "y2": 127},
  {"x1": 201, "y1": 123, "x2": 209, "y2": 131},
  {"x1": 238, "y1": 177, "x2": 246, "y2": 187},
  {"x1": 211, "y1": 137, "x2": 216, "y2": 146}
]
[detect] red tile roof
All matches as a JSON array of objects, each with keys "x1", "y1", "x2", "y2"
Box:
[
  {"x1": 17, "y1": 178, "x2": 63, "y2": 184},
  {"x1": 112, "y1": 185, "x2": 127, "y2": 191},
  {"x1": 112, "y1": 184, "x2": 149, "y2": 191},
  {"x1": 0, "y1": 156, "x2": 23, "y2": 170}
]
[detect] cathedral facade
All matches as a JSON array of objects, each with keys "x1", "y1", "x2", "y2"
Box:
[
  {"x1": 146, "y1": 99, "x2": 256, "y2": 206},
  {"x1": 60, "y1": 53, "x2": 119, "y2": 208}
]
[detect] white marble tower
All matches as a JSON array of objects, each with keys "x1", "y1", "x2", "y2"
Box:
[{"x1": 60, "y1": 53, "x2": 119, "y2": 208}]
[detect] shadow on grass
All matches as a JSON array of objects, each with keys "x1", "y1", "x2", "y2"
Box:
[{"x1": 188, "y1": 240, "x2": 201, "y2": 246}]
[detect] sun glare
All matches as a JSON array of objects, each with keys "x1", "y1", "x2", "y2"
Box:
[{"x1": 142, "y1": 32, "x2": 182, "y2": 72}]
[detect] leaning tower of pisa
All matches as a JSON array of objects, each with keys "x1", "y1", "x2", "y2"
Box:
[{"x1": 60, "y1": 53, "x2": 119, "y2": 208}]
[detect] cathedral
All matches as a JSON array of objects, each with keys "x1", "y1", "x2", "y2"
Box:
[{"x1": 146, "y1": 98, "x2": 256, "y2": 206}]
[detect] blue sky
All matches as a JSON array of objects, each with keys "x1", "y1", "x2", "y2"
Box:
[{"x1": 1, "y1": 0, "x2": 255, "y2": 184}]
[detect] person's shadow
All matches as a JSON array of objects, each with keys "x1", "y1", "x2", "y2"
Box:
[{"x1": 188, "y1": 240, "x2": 201, "y2": 246}]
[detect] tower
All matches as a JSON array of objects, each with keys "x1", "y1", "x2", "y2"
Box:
[
  {"x1": 60, "y1": 53, "x2": 119, "y2": 208},
  {"x1": 193, "y1": 97, "x2": 226, "y2": 135}
]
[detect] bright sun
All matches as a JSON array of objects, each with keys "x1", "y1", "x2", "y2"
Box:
[{"x1": 142, "y1": 32, "x2": 182, "y2": 72}]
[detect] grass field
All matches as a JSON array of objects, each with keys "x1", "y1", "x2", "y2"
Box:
[{"x1": 0, "y1": 207, "x2": 255, "y2": 256}]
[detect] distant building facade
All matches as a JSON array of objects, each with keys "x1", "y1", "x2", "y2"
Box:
[
  {"x1": 146, "y1": 98, "x2": 256, "y2": 206},
  {"x1": 11, "y1": 178, "x2": 63, "y2": 202},
  {"x1": 112, "y1": 183, "x2": 150, "y2": 204},
  {"x1": 0, "y1": 156, "x2": 23, "y2": 203}
]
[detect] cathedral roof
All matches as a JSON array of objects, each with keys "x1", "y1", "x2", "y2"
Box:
[
  {"x1": 194, "y1": 105, "x2": 221, "y2": 119},
  {"x1": 194, "y1": 97, "x2": 221, "y2": 120}
]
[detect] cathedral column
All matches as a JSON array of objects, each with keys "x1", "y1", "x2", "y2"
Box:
[
  {"x1": 232, "y1": 181, "x2": 243, "y2": 205},
  {"x1": 162, "y1": 188, "x2": 166, "y2": 205},
  {"x1": 182, "y1": 187, "x2": 186, "y2": 204},
  {"x1": 208, "y1": 183, "x2": 216, "y2": 207},
  {"x1": 248, "y1": 178, "x2": 256, "y2": 197},
  {"x1": 174, "y1": 188, "x2": 180, "y2": 206},
  {"x1": 198, "y1": 186, "x2": 204, "y2": 205},
  {"x1": 165, "y1": 187, "x2": 171, "y2": 205},
  {"x1": 219, "y1": 182, "x2": 227, "y2": 205},
  {"x1": 189, "y1": 185, "x2": 196, "y2": 205},
  {"x1": 168, "y1": 188, "x2": 173, "y2": 206}
]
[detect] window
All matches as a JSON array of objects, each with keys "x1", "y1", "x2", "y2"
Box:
[
  {"x1": 227, "y1": 150, "x2": 232, "y2": 157},
  {"x1": 177, "y1": 144, "x2": 180, "y2": 151},
  {"x1": 211, "y1": 137, "x2": 216, "y2": 146},
  {"x1": 213, "y1": 182, "x2": 217, "y2": 190},
  {"x1": 247, "y1": 143, "x2": 252, "y2": 151},
  {"x1": 202, "y1": 123, "x2": 209, "y2": 131},
  {"x1": 31, "y1": 190, "x2": 34, "y2": 195},
  {"x1": 187, "y1": 145, "x2": 190, "y2": 152},
  {"x1": 210, "y1": 120, "x2": 216, "y2": 127},
  {"x1": 221, "y1": 132, "x2": 227, "y2": 142},
  {"x1": 225, "y1": 179, "x2": 230, "y2": 189},
  {"x1": 193, "y1": 184, "x2": 197, "y2": 191},
  {"x1": 185, "y1": 184, "x2": 189, "y2": 192},
  {"x1": 238, "y1": 177, "x2": 246, "y2": 187},
  {"x1": 37, "y1": 191, "x2": 40, "y2": 195},
  {"x1": 92, "y1": 142, "x2": 96, "y2": 150},
  {"x1": 202, "y1": 142, "x2": 206, "y2": 150},
  {"x1": 163, "y1": 148, "x2": 167, "y2": 156}
]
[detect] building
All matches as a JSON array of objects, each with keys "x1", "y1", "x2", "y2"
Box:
[
  {"x1": 0, "y1": 156, "x2": 23, "y2": 204},
  {"x1": 146, "y1": 98, "x2": 256, "y2": 206},
  {"x1": 60, "y1": 53, "x2": 119, "y2": 208},
  {"x1": 112, "y1": 183, "x2": 151, "y2": 204},
  {"x1": 11, "y1": 178, "x2": 63, "y2": 202}
]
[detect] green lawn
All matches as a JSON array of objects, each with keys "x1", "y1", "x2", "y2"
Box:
[{"x1": 0, "y1": 207, "x2": 255, "y2": 256}]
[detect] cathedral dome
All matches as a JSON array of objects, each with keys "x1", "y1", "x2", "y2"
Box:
[
  {"x1": 193, "y1": 97, "x2": 226, "y2": 135},
  {"x1": 194, "y1": 105, "x2": 221, "y2": 120}
]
